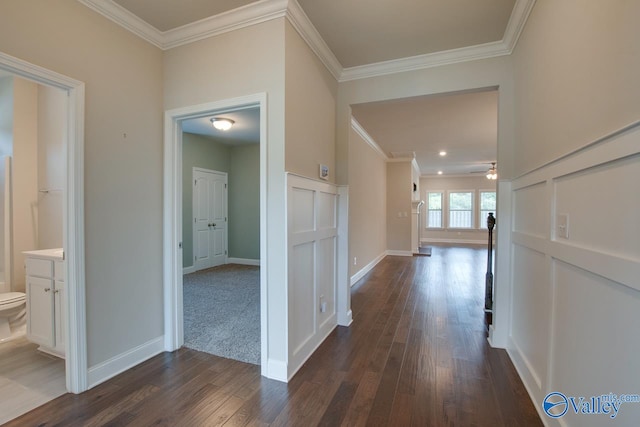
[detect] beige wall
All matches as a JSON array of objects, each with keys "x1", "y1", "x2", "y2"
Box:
[
  {"x1": 37, "y1": 84, "x2": 66, "y2": 250},
  {"x1": 284, "y1": 22, "x2": 338, "y2": 182},
  {"x1": 512, "y1": 1, "x2": 640, "y2": 177},
  {"x1": 11, "y1": 78, "x2": 38, "y2": 293},
  {"x1": 420, "y1": 175, "x2": 496, "y2": 244},
  {"x1": 164, "y1": 18, "x2": 288, "y2": 365},
  {"x1": 337, "y1": 56, "x2": 514, "y2": 185},
  {"x1": 348, "y1": 127, "x2": 386, "y2": 277},
  {"x1": 386, "y1": 161, "x2": 412, "y2": 252},
  {"x1": 0, "y1": 0, "x2": 164, "y2": 367}
]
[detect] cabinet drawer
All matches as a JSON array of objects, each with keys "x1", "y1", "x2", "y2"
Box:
[
  {"x1": 26, "y1": 258, "x2": 53, "y2": 278},
  {"x1": 54, "y1": 261, "x2": 65, "y2": 281}
]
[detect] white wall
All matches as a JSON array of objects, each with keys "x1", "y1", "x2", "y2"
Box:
[
  {"x1": 0, "y1": 77, "x2": 12, "y2": 156},
  {"x1": 287, "y1": 174, "x2": 338, "y2": 379},
  {"x1": 509, "y1": 127, "x2": 640, "y2": 426},
  {"x1": 37, "y1": 84, "x2": 65, "y2": 250},
  {"x1": 348, "y1": 125, "x2": 386, "y2": 280},
  {"x1": 420, "y1": 175, "x2": 496, "y2": 244},
  {"x1": 0, "y1": 0, "x2": 165, "y2": 369},
  {"x1": 509, "y1": 2, "x2": 640, "y2": 425}
]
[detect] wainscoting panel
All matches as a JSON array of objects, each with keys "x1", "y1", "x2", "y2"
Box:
[
  {"x1": 287, "y1": 174, "x2": 339, "y2": 379},
  {"x1": 549, "y1": 260, "x2": 640, "y2": 427},
  {"x1": 513, "y1": 181, "x2": 548, "y2": 238},
  {"x1": 290, "y1": 242, "x2": 315, "y2": 355},
  {"x1": 510, "y1": 244, "x2": 549, "y2": 390},
  {"x1": 508, "y1": 123, "x2": 640, "y2": 426},
  {"x1": 554, "y1": 155, "x2": 640, "y2": 261}
]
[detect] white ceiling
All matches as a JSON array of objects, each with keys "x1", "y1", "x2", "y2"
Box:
[
  {"x1": 182, "y1": 107, "x2": 260, "y2": 145},
  {"x1": 351, "y1": 90, "x2": 498, "y2": 176},
  {"x1": 83, "y1": 1, "x2": 509, "y2": 175}
]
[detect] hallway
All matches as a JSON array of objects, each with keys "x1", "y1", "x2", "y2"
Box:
[{"x1": 6, "y1": 245, "x2": 542, "y2": 426}]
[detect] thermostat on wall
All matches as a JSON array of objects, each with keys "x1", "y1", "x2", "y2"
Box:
[{"x1": 319, "y1": 164, "x2": 329, "y2": 180}]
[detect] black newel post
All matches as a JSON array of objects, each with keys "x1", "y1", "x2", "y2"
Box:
[{"x1": 484, "y1": 212, "x2": 495, "y2": 313}]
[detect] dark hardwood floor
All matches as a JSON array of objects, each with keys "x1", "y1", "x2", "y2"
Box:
[{"x1": 6, "y1": 245, "x2": 542, "y2": 426}]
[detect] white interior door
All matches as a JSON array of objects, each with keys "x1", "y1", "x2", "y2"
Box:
[{"x1": 193, "y1": 169, "x2": 227, "y2": 271}]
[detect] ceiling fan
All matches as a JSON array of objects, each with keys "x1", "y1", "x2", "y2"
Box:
[{"x1": 469, "y1": 162, "x2": 498, "y2": 179}]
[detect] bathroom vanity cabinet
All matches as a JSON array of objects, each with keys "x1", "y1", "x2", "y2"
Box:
[{"x1": 24, "y1": 249, "x2": 65, "y2": 358}]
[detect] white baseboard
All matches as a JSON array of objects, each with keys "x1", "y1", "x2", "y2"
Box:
[
  {"x1": 338, "y1": 309, "x2": 353, "y2": 327},
  {"x1": 227, "y1": 257, "x2": 260, "y2": 266},
  {"x1": 420, "y1": 238, "x2": 485, "y2": 245},
  {"x1": 183, "y1": 265, "x2": 195, "y2": 275},
  {"x1": 288, "y1": 322, "x2": 337, "y2": 382},
  {"x1": 87, "y1": 336, "x2": 164, "y2": 389},
  {"x1": 266, "y1": 358, "x2": 288, "y2": 383},
  {"x1": 350, "y1": 252, "x2": 386, "y2": 287},
  {"x1": 386, "y1": 250, "x2": 414, "y2": 257},
  {"x1": 506, "y1": 337, "x2": 551, "y2": 426}
]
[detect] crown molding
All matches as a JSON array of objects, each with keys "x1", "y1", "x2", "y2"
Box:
[
  {"x1": 78, "y1": 0, "x2": 535, "y2": 83},
  {"x1": 340, "y1": 40, "x2": 509, "y2": 82},
  {"x1": 351, "y1": 118, "x2": 388, "y2": 160},
  {"x1": 163, "y1": 0, "x2": 289, "y2": 49},
  {"x1": 339, "y1": 0, "x2": 536, "y2": 82},
  {"x1": 285, "y1": 0, "x2": 342, "y2": 81},
  {"x1": 503, "y1": 0, "x2": 537, "y2": 52},
  {"x1": 78, "y1": 0, "x2": 164, "y2": 48},
  {"x1": 78, "y1": 0, "x2": 289, "y2": 50}
]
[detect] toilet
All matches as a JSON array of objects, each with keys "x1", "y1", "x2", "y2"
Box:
[{"x1": 0, "y1": 292, "x2": 26, "y2": 342}]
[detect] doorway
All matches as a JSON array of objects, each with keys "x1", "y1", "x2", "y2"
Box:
[
  {"x1": 163, "y1": 94, "x2": 270, "y2": 374},
  {"x1": 0, "y1": 51, "x2": 87, "y2": 422}
]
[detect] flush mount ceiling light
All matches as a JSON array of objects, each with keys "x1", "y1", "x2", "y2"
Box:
[
  {"x1": 439, "y1": 151, "x2": 447, "y2": 156},
  {"x1": 437, "y1": 170, "x2": 443, "y2": 175},
  {"x1": 210, "y1": 117, "x2": 235, "y2": 131},
  {"x1": 486, "y1": 162, "x2": 498, "y2": 180}
]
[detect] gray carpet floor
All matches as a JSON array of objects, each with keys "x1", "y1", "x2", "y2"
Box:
[{"x1": 183, "y1": 264, "x2": 260, "y2": 365}]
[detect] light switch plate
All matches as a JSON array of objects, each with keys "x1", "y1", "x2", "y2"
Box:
[{"x1": 557, "y1": 213, "x2": 569, "y2": 239}]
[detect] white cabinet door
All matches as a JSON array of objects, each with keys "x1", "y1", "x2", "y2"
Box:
[
  {"x1": 193, "y1": 169, "x2": 227, "y2": 271},
  {"x1": 27, "y1": 276, "x2": 54, "y2": 347},
  {"x1": 54, "y1": 280, "x2": 65, "y2": 355}
]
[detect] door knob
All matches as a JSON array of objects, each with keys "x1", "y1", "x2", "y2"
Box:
[{"x1": 212, "y1": 223, "x2": 216, "y2": 227}]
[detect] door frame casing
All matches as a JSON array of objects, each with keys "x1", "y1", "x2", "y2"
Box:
[
  {"x1": 163, "y1": 93, "x2": 269, "y2": 373},
  {"x1": 0, "y1": 51, "x2": 87, "y2": 393},
  {"x1": 192, "y1": 167, "x2": 228, "y2": 271}
]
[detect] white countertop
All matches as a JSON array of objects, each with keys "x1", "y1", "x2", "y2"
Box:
[{"x1": 23, "y1": 248, "x2": 64, "y2": 261}]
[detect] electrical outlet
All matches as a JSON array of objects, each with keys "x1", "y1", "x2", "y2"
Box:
[
  {"x1": 353, "y1": 257, "x2": 357, "y2": 266},
  {"x1": 319, "y1": 295, "x2": 327, "y2": 313}
]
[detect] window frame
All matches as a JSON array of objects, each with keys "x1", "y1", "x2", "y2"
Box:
[
  {"x1": 425, "y1": 191, "x2": 444, "y2": 229},
  {"x1": 478, "y1": 190, "x2": 497, "y2": 229},
  {"x1": 447, "y1": 190, "x2": 475, "y2": 229}
]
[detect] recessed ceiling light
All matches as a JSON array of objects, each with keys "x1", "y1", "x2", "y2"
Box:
[
  {"x1": 437, "y1": 171, "x2": 443, "y2": 175},
  {"x1": 439, "y1": 151, "x2": 447, "y2": 156}
]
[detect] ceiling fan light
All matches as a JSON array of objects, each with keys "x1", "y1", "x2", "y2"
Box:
[
  {"x1": 486, "y1": 162, "x2": 497, "y2": 180},
  {"x1": 211, "y1": 117, "x2": 235, "y2": 131}
]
